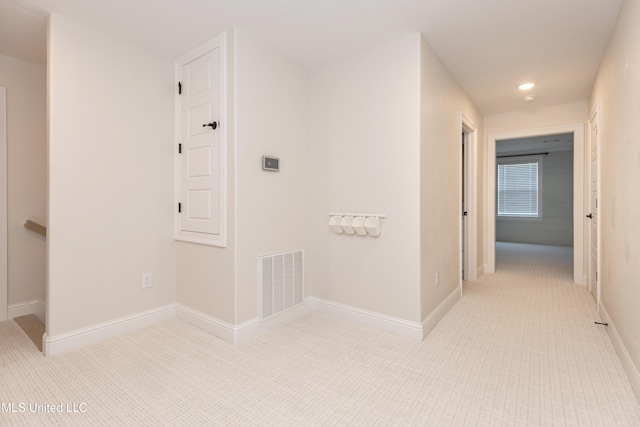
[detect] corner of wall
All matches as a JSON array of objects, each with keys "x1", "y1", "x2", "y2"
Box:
[{"x1": 418, "y1": 32, "x2": 482, "y2": 322}]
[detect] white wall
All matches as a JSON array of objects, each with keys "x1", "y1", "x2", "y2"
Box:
[
  {"x1": 419, "y1": 37, "x2": 483, "y2": 319},
  {"x1": 589, "y1": 0, "x2": 640, "y2": 395},
  {"x1": 176, "y1": 240, "x2": 235, "y2": 323},
  {"x1": 0, "y1": 54, "x2": 47, "y2": 309},
  {"x1": 496, "y1": 150, "x2": 574, "y2": 246},
  {"x1": 310, "y1": 34, "x2": 422, "y2": 322},
  {"x1": 484, "y1": 102, "x2": 588, "y2": 135},
  {"x1": 235, "y1": 30, "x2": 310, "y2": 324},
  {"x1": 47, "y1": 15, "x2": 176, "y2": 336}
]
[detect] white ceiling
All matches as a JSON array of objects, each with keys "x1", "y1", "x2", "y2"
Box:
[{"x1": 0, "y1": 0, "x2": 623, "y2": 114}]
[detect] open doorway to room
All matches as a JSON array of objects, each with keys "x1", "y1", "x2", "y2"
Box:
[
  {"x1": 0, "y1": 2, "x2": 48, "y2": 351},
  {"x1": 487, "y1": 125, "x2": 585, "y2": 285},
  {"x1": 494, "y1": 133, "x2": 574, "y2": 278},
  {"x1": 0, "y1": 60, "x2": 47, "y2": 351}
]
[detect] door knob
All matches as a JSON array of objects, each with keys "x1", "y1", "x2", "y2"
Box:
[
  {"x1": 586, "y1": 213, "x2": 593, "y2": 219},
  {"x1": 203, "y1": 122, "x2": 218, "y2": 130}
]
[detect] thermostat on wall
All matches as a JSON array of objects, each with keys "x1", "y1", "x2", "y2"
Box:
[{"x1": 262, "y1": 156, "x2": 279, "y2": 171}]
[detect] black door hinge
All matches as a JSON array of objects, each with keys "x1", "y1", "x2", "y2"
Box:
[
  {"x1": 178, "y1": 82, "x2": 182, "y2": 95},
  {"x1": 178, "y1": 202, "x2": 182, "y2": 213},
  {"x1": 178, "y1": 143, "x2": 182, "y2": 154}
]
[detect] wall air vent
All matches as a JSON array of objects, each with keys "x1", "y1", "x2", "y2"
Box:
[{"x1": 260, "y1": 249, "x2": 303, "y2": 319}]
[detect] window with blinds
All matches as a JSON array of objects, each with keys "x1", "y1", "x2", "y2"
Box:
[{"x1": 497, "y1": 156, "x2": 543, "y2": 217}]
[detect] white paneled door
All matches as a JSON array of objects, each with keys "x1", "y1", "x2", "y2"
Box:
[
  {"x1": 178, "y1": 44, "x2": 223, "y2": 241},
  {"x1": 461, "y1": 131, "x2": 467, "y2": 282},
  {"x1": 460, "y1": 114, "x2": 478, "y2": 285},
  {"x1": 589, "y1": 112, "x2": 599, "y2": 304}
]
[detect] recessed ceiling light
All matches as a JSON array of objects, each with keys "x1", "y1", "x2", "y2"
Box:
[
  {"x1": 518, "y1": 82, "x2": 535, "y2": 91},
  {"x1": 523, "y1": 95, "x2": 536, "y2": 102}
]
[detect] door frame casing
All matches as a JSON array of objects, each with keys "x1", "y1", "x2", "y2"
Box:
[
  {"x1": 486, "y1": 123, "x2": 585, "y2": 284},
  {"x1": 588, "y1": 102, "x2": 601, "y2": 308},
  {"x1": 460, "y1": 113, "x2": 478, "y2": 290},
  {"x1": 0, "y1": 87, "x2": 7, "y2": 321}
]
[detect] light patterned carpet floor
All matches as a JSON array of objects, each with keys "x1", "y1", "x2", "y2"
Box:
[{"x1": 1, "y1": 242, "x2": 639, "y2": 426}]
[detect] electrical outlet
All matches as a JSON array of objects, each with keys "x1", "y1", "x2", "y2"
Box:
[
  {"x1": 435, "y1": 270, "x2": 440, "y2": 287},
  {"x1": 142, "y1": 272, "x2": 152, "y2": 289}
]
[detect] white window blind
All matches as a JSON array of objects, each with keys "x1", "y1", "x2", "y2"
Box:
[{"x1": 497, "y1": 158, "x2": 541, "y2": 217}]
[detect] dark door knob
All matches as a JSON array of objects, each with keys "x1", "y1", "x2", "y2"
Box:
[
  {"x1": 586, "y1": 213, "x2": 593, "y2": 219},
  {"x1": 203, "y1": 122, "x2": 218, "y2": 130}
]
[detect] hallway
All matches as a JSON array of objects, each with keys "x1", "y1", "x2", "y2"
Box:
[
  {"x1": 457, "y1": 242, "x2": 640, "y2": 424},
  {"x1": 1, "y1": 243, "x2": 639, "y2": 426}
]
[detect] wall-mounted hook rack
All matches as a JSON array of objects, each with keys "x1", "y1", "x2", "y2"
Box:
[
  {"x1": 327, "y1": 212, "x2": 387, "y2": 218},
  {"x1": 327, "y1": 213, "x2": 385, "y2": 237}
]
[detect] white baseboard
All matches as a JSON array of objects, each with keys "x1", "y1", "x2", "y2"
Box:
[
  {"x1": 43, "y1": 304, "x2": 175, "y2": 356},
  {"x1": 180, "y1": 296, "x2": 457, "y2": 344},
  {"x1": 307, "y1": 289, "x2": 461, "y2": 341},
  {"x1": 477, "y1": 264, "x2": 486, "y2": 279},
  {"x1": 175, "y1": 303, "x2": 247, "y2": 343},
  {"x1": 236, "y1": 304, "x2": 310, "y2": 342},
  {"x1": 598, "y1": 301, "x2": 640, "y2": 402},
  {"x1": 421, "y1": 287, "x2": 460, "y2": 339},
  {"x1": 8, "y1": 299, "x2": 45, "y2": 322},
  {"x1": 40, "y1": 292, "x2": 460, "y2": 356},
  {"x1": 307, "y1": 297, "x2": 424, "y2": 340},
  {"x1": 176, "y1": 303, "x2": 310, "y2": 344}
]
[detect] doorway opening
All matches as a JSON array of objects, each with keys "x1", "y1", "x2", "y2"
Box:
[
  {"x1": 495, "y1": 133, "x2": 574, "y2": 271},
  {"x1": 462, "y1": 131, "x2": 467, "y2": 280},
  {"x1": 0, "y1": 60, "x2": 48, "y2": 352},
  {"x1": 588, "y1": 103, "x2": 601, "y2": 309},
  {"x1": 1, "y1": 87, "x2": 7, "y2": 322},
  {"x1": 487, "y1": 124, "x2": 585, "y2": 285},
  {"x1": 460, "y1": 113, "x2": 478, "y2": 291}
]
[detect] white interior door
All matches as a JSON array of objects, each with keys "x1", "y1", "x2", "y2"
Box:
[
  {"x1": 589, "y1": 114, "x2": 599, "y2": 304},
  {"x1": 0, "y1": 87, "x2": 7, "y2": 321},
  {"x1": 178, "y1": 45, "x2": 223, "y2": 240},
  {"x1": 460, "y1": 114, "x2": 478, "y2": 285},
  {"x1": 462, "y1": 132, "x2": 468, "y2": 281}
]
